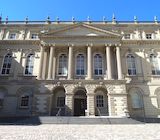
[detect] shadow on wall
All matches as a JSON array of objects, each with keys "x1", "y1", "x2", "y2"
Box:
[{"x1": 126, "y1": 51, "x2": 160, "y2": 118}]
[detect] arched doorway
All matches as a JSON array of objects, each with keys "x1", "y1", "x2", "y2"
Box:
[
  {"x1": 128, "y1": 88, "x2": 144, "y2": 117},
  {"x1": 51, "y1": 87, "x2": 65, "y2": 116},
  {"x1": 95, "y1": 88, "x2": 108, "y2": 116},
  {"x1": 74, "y1": 88, "x2": 87, "y2": 116}
]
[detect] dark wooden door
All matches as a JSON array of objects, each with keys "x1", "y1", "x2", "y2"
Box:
[{"x1": 74, "y1": 99, "x2": 86, "y2": 116}]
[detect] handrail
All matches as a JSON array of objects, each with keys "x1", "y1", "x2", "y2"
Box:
[
  {"x1": 56, "y1": 108, "x2": 62, "y2": 116},
  {"x1": 96, "y1": 107, "x2": 101, "y2": 116}
]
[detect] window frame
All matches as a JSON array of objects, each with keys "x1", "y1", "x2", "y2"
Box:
[
  {"x1": 19, "y1": 95, "x2": 30, "y2": 108},
  {"x1": 130, "y1": 92, "x2": 143, "y2": 109},
  {"x1": 126, "y1": 54, "x2": 137, "y2": 76},
  {"x1": 24, "y1": 53, "x2": 35, "y2": 76},
  {"x1": 57, "y1": 53, "x2": 68, "y2": 76},
  {"x1": 146, "y1": 33, "x2": 152, "y2": 39},
  {"x1": 124, "y1": 34, "x2": 131, "y2": 39},
  {"x1": 150, "y1": 54, "x2": 160, "y2": 75},
  {"x1": 93, "y1": 53, "x2": 103, "y2": 76},
  {"x1": 75, "y1": 53, "x2": 86, "y2": 76},
  {"x1": 96, "y1": 95, "x2": 104, "y2": 108},
  {"x1": 1, "y1": 53, "x2": 12, "y2": 75},
  {"x1": 31, "y1": 33, "x2": 38, "y2": 39},
  {"x1": 8, "y1": 33, "x2": 16, "y2": 39}
]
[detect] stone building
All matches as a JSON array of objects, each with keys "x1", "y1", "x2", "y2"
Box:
[{"x1": 0, "y1": 18, "x2": 160, "y2": 117}]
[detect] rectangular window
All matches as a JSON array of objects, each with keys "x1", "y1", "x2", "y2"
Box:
[
  {"x1": 20, "y1": 96, "x2": 29, "y2": 107},
  {"x1": 96, "y1": 95, "x2": 104, "y2": 107},
  {"x1": 0, "y1": 99, "x2": 3, "y2": 107},
  {"x1": 57, "y1": 97, "x2": 65, "y2": 108},
  {"x1": 124, "y1": 34, "x2": 130, "y2": 39},
  {"x1": 9, "y1": 33, "x2": 16, "y2": 39},
  {"x1": 31, "y1": 34, "x2": 38, "y2": 39},
  {"x1": 146, "y1": 34, "x2": 152, "y2": 39}
]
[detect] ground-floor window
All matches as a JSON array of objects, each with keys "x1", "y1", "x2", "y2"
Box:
[
  {"x1": 96, "y1": 95, "x2": 104, "y2": 107},
  {"x1": 20, "y1": 95, "x2": 29, "y2": 107},
  {"x1": 57, "y1": 97, "x2": 65, "y2": 107},
  {"x1": 0, "y1": 99, "x2": 3, "y2": 107}
]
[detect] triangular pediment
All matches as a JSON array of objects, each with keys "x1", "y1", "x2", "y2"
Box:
[{"x1": 40, "y1": 23, "x2": 121, "y2": 38}]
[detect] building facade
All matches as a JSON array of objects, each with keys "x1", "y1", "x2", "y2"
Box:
[{"x1": 0, "y1": 19, "x2": 160, "y2": 117}]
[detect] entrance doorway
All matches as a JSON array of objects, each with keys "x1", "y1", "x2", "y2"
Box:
[{"x1": 74, "y1": 89, "x2": 87, "y2": 116}]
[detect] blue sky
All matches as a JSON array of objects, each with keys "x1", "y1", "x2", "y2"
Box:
[{"x1": 0, "y1": 0, "x2": 160, "y2": 21}]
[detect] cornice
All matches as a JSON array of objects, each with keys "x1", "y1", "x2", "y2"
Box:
[
  {"x1": 0, "y1": 40, "x2": 40, "y2": 45},
  {"x1": 122, "y1": 40, "x2": 160, "y2": 45}
]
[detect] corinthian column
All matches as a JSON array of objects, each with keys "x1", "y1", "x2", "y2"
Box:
[
  {"x1": 116, "y1": 46, "x2": 123, "y2": 79},
  {"x1": 38, "y1": 46, "x2": 45, "y2": 79},
  {"x1": 87, "y1": 45, "x2": 93, "y2": 79},
  {"x1": 106, "y1": 45, "x2": 112, "y2": 80},
  {"x1": 47, "y1": 46, "x2": 54, "y2": 79},
  {"x1": 68, "y1": 45, "x2": 73, "y2": 80}
]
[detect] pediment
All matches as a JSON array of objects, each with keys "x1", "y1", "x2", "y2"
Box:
[{"x1": 40, "y1": 24, "x2": 121, "y2": 38}]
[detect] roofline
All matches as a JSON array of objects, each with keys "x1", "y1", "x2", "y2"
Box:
[{"x1": 0, "y1": 20, "x2": 159, "y2": 25}]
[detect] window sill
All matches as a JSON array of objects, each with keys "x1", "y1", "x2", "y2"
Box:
[{"x1": 19, "y1": 106, "x2": 29, "y2": 109}]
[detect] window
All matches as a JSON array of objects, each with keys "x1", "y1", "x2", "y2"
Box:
[
  {"x1": 124, "y1": 34, "x2": 131, "y2": 39},
  {"x1": 96, "y1": 95, "x2": 104, "y2": 107},
  {"x1": 0, "y1": 93, "x2": 4, "y2": 108},
  {"x1": 127, "y1": 54, "x2": 136, "y2": 75},
  {"x1": 146, "y1": 33, "x2": 152, "y2": 39},
  {"x1": 20, "y1": 95, "x2": 29, "y2": 107},
  {"x1": 76, "y1": 54, "x2": 85, "y2": 75},
  {"x1": 150, "y1": 54, "x2": 160, "y2": 75},
  {"x1": 58, "y1": 54, "x2": 68, "y2": 75},
  {"x1": 9, "y1": 33, "x2": 16, "y2": 39},
  {"x1": 1, "y1": 53, "x2": 12, "y2": 75},
  {"x1": 131, "y1": 93, "x2": 143, "y2": 109},
  {"x1": 94, "y1": 54, "x2": 103, "y2": 75},
  {"x1": 57, "y1": 97, "x2": 65, "y2": 107},
  {"x1": 31, "y1": 34, "x2": 38, "y2": 39},
  {"x1": 24, "y1": 54, "x2": 35, "y2": 75}
]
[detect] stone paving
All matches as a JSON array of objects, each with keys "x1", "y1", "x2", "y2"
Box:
[{"x1": 0, "y1": 124, "x2": 160, "y2": 140}]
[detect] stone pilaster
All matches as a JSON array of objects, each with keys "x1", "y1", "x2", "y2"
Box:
[
  {"x1": 38, "y1": 46, "x2": 44, "y2": 79},
  {"x1": 65, "y1": 94, "x2": 73, "y2": 116},
  {"x1": 116, "y1": 46, "x2": 123, "y2": 79},
  {"x1": 68, "y1": 46, "x2": 73, "y2": 80},
  {"x1": 106, "y1": 46, "x2": 112, "y2": 79},
  {"x1": 87, "y1": 94, "x2": 95, "y2": 116},
  {"x1": 47, "y1": 46, "x2": 54, "y2": 79},
  {"x1": 87, "y1": 45, "x2": 93, "y2": 79}
]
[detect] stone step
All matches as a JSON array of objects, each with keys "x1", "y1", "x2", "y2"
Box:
[{"x1": 0, "y1": 116, "x2": 149, "y2": 125}]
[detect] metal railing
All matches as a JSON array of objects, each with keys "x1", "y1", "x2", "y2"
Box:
[{"x1": 56, "y1": 108, "x2": 62, "y2": 116}]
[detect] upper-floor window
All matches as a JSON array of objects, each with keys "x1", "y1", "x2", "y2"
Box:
[
  {"x1": 96, "y1": 95, "x2": 104, "y2": 107},
  {"x1": 76, "y1": 54, "x2": 85, "y2": 76},
  {"x1": 24, "y1": 54, "x2": 35, "y2": 75},
  {"x1": 31, "y1": 34, "x2": 38, "y2": 39},
  {"x1": 58, "y1": 54, "x2": 68, "y2": 76},
  {"x1": 127, "y1": 54, "x2": 136, "y2": 76},
  {"x1": 146, "y1": 33, "x2": 152, "y2": 39},
  {"x1": 124, "y1": 34, "x2": 131, "y2": 39},
  {"x1": 1, "y1": 53, "x2": 12, "y2": 75},
  {"x1": 94, "y1": 54, "x2": 103, "y2": 75},
  {"x1": 9, "y1": 33, "x2": 16, "y2": 39},
  {"x1": 150, "y1": 54, "x2": 160, "y2": 75}
]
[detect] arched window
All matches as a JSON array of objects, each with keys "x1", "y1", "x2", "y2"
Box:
[
  {"x1": 127, "y1": 54, "x2": 136, "y2": 75},
  {"x1": 76, "y1": 54, "x2": 85, "y2": 75},
  {"x1": 24, "y1": 53, "x2": 35, "y2": 75},
  {"x1": 58, "y1": 54, "x2": 68, "y2": 75},
  {"x1": 1, "y1": 53, "x2": 12, "y2": 75},
  {"x1": 130, "y1": 92, "x2": 143, "y2": 109},
  {"x1": 94, "y1": 54, "x2": 103, "y2": 75},
  {"x1": 150, "y1": 54, "x2": 160, "y2": 75}
]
